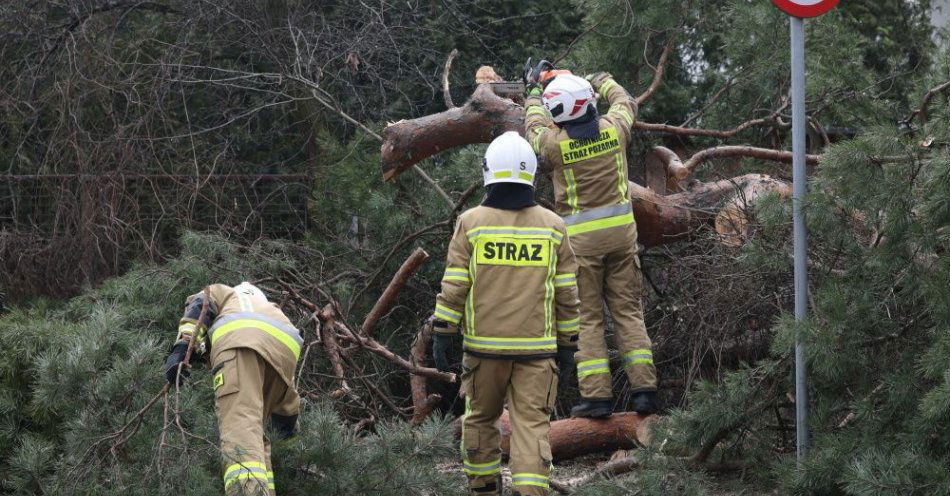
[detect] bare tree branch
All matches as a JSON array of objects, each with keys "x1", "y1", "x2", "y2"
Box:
[
  {"x1": 360, "y1": 247, "x2": 429, "y2": 337},
  {"x1": 635, "y1": 39, "x2": 674, "y2": 105},
  {"x1": 904, "y1": 80, "x2": 950, "y2": 125},
  {"x1": 681, "y1": 145, "x2": 822, "y2": 173}
]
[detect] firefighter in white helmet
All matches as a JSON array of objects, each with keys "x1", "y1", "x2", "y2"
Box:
[
  {"x1": 429, "y1": 131, "x2": 580, "y2": 495},
  {"x1": 523, "y1": 70, "x2": 659, "y2": 418}
]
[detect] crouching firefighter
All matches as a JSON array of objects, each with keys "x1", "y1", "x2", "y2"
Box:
[
  {"x1": 431, "y1": 131, "x2": 581, "y2": 496},
  {"x1": 163, "y1": 282, "x2": 301, "y2": 496},
  {"x1": 524, "y1": 69, "x2": 659, "y2": 417}
]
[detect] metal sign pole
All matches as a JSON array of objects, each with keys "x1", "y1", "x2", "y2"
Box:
[{"x1": 790, "y1": 15, "x2": 809, "y2": 462}]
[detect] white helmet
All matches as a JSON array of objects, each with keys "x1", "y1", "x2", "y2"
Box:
[
  {"x1": 542, "y1": 75, "x2": 596, "y2": 123},
  {"x1": 482, "y1": 131, "x2": 538, "y2": 187},
  {"x1": 234, "y1": 281, "x2": 266, "y2": 300}
]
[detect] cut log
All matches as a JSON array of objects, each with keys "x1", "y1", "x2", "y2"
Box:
[
  {"x1": 494, "y1": 410, "x2": 657, "y2": 461},
  {"x1": 713, "y1": 177, "x2": 792, "y2": 246},
  {"x1": 628, "y1": 173, "x2": 789, "y2": 246}
]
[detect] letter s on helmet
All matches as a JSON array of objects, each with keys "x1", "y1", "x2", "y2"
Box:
[
  {"x1": 541, "y1": 74, "x2": 596, "y2": 124},
  {"x1": 482, "y1": 131, "x2": 538, "y2": 187}
]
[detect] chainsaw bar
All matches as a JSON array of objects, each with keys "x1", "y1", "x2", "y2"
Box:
[{"x1": 489, "y1": 82, "x2": 525, "y2": 98}]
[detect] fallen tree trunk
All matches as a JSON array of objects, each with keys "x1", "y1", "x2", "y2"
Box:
[
  {"x1": 381, "y1": 81, "x2": 798, "y2": 247},
  {"x1": 629, "y1": 174, "x2": 790, "y2": 246}
]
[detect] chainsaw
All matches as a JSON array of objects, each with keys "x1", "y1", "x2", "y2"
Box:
[{"x1": 488, "y1": 58, "x2": 572, "y2": 99}]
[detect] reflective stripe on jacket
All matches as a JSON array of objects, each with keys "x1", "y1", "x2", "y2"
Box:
[
  {"x1": 433, "y1": 205, "x2": 581, "y2": 358},
  {"x1": 524, "y1": 76, "x2": 638, "y2": 256}
]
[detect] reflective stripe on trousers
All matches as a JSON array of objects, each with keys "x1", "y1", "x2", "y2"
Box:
[
  {"x1": 562, "y1": 202, "x2": 634, "y2": 236},
  {"x1": 210, "y1": 312, "x2": 304, "y2": 360},
  {"x1": 577, "y1": 358, "x2": 610, "y2": 378},
  {"x1": 512, "y1": 472, "x2": 550, "y2": 488},
  {"x1": 223, "y1": 460, "x2": 268, "y2": 490}
]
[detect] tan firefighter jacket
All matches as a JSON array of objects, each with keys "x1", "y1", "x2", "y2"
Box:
[
  {"x1": 433, "y1": 205, "x2": 581, "y2": 358},
  {"x1": 524, "y1": 74, "x2": 638, "y2": 256},
  {"x1": 175, "y1": 283, "x2": 301, "y2": 387}
]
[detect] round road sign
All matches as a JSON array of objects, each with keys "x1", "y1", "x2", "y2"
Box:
[{"x1": 772, "y1": 0, "x2": 839, "y2": 18}]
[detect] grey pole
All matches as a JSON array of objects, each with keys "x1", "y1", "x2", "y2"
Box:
[{"x1": 790, "y1": 15, "x2": 809, "y2": 462}]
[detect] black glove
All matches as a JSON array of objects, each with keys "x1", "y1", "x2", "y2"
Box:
[
  {"x1": 431, "y1": 331, "x2": 455, "y2": 372},
  {"x1": 555, "y1": 346, "x2": 576, "y2": 384},
  {"x1": 164, "y1": 341, "x2": 190, "y2": 386},
  {"x1": 271, "y1": 413, "x2": 299, "y2": 441}
]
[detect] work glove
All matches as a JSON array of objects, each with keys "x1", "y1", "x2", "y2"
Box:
[
  {"x1": 430, "y1": 320, "x2": 457, "y2": 372},
  {"x1": 525, "y1": 82, "x2": 543, "y2": 98},
  {"x1": 584, "y1": 71, "x2": 613, "y2": 91},
  {"x1": 555, "y1": 345, "x2": 577, "y2": 385},
  {"x1": 164, "y1": 341, "x2": 190, "y2": 386}
]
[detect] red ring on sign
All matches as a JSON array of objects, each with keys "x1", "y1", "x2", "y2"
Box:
[{"x1": 772, "y1": 0, "x2": 839, "y2": 18}]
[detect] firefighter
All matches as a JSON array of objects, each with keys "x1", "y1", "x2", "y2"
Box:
[
  {"x1": 163, "y1": 282, "x2": 301, "y2": 496},
  {"x1": 523, "y1": 70, "x2": 659, "y2": 417},
  {"x1": 431, "y1": 131, "x2": 580, "y2": 496}
]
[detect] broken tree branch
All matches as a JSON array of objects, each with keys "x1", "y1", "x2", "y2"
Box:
[
  {"x1": 318, "y1": 304, "x2": 351, "y2": 396},
  {"x1": 442, "y1": 48, "x2": 459, "y2": 109},
  {"x1": 410, "y1": 321, "x2": 442, "y2": 425},
  {"x1": 361, "y1": 247, "x2": 429, "y2": 337},
  {"x1": 328, "y1": 308, "x2": 458, "y2": 383},
  {"x1": 653, "y1": 145, "x2": 688, "y2": 181}
]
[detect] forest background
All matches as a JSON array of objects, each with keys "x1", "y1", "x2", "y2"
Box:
[{"x1": 0, "y1": 1, "x2": 948, "y2": 495}]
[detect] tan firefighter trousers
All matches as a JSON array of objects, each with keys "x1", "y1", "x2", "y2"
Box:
[
  {"x1": 213, "y1": 347, "x2": 300, "y2": 496},
  {"x1": 461, "y1": 355, "x2": 558, "y2": 496},
  {"x1": 574, "y1": 246, "x2": 657, "y2": 399}
]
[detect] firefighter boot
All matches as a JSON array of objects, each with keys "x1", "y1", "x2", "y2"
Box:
[
  {"x1": 631, "y1": 391, "x2": 659, "y2": 415},
  {"x1": 570, "y1": 399, "x2": 612, "y2": 418},
  {"x1": 469, "y1": 474, "x2": 501, "y2": 495}
]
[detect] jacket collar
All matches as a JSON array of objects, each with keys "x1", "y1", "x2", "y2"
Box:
[{"x1": 482, "y1": 183, "x2": 536, "y2": 210}]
